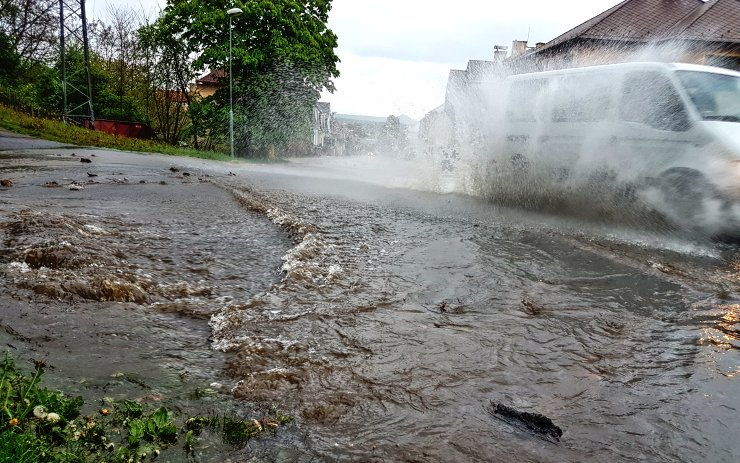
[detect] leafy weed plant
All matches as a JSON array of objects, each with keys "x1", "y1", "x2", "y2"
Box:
[{"x1": 0, "y1": 353, "x2": 291, "y2": 462}]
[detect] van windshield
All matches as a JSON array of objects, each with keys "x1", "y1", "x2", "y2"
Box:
[{"x1": 676, "y1": 71, "x2": 740, "y2": 122}]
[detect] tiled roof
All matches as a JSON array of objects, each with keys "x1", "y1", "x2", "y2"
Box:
[
  {"x1": 195, "y1": 70, "x2": 226, "y2": 86},
  {"x1": 536, "y1": 0, "x2": 740, "y2": 54},
  {"x1": 668, "y1": 0, "x2": 740, "y2": 42}
]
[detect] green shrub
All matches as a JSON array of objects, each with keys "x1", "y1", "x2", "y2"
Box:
[
  {"x1": 0, "y1": 353, "x2": 291, "y2": 463},
  {"x1": 0, "y1": 104, "x2": 235, "y2": 161}
]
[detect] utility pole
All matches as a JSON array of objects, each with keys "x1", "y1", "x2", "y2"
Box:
[
  {"x1": 227, "y1": 7, "x2": 243, "y2": 157},
  {"x1": 59, "y1": 0, "x2": 95, "y2": 129}
]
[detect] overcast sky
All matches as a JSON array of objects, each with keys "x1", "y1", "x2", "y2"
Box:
[{"x1": 88, "y1": 0, "x2": 623, "y2": 120}]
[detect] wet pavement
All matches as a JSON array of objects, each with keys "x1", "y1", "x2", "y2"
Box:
[
  {"x1": 1, "y1": 134, "x2": 739, "y2": 462},
  {"x1": 0, "y1": 137, "x2": 291, "y2": 461}
]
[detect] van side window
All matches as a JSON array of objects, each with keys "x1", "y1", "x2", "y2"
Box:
[
  {"x1": 551, "y1": 75, "x2": 611, "y2": 122},
  {"x1": 506, "y1": 80, "x2": 546, "y2": 122},
  {"x1": 619, "y1": 72, "x2": 690, "y2": 131}
]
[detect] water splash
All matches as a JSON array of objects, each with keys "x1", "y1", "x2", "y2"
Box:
[{"x1": 408, "y1": 42, "x2": 740, "y2": 238}]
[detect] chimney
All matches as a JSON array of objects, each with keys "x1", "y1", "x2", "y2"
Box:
[
  {"x1": 493, "y1": 44, "x2": 508, "y2": 61},
  {"x1": 511, "y1": 40, "x2": 528, "y2": 57}
]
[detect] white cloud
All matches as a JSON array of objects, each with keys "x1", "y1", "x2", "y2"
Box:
[
  {"x1": 328, "y1": 52, "x2": 453, "y2": 119},
  {"x1": 323, "y1": 0, "x2": 623, "y2": 119}
]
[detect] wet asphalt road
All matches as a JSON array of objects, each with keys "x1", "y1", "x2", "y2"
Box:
[{"x1": 1, "y1": 133, "x2": 740, "y2": 462}]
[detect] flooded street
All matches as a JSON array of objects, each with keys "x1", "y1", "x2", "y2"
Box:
[{"x1": 2, "y1": 133, "x2": 739, "y2": 462}]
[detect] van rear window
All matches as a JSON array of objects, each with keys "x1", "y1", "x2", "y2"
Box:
[{"x1": 551, "y1": 75, "x2": 611, "y2": 122}]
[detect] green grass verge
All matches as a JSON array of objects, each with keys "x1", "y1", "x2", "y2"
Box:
[{"x1": 0, "y1": 104, "x2": 235, "y2": 162}]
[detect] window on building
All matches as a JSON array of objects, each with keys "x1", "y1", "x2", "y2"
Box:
[{"x1": 619, "y1": 71, "x2": 690, "y2": 132}]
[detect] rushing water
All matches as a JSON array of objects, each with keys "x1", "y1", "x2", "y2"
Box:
[
  {"x1": 213, "y1": 162, "x2": 740, "y2": 462},
  {"x1": 0, "y1": 147, "x2": 292, "y2": 460},
  {"x1": 2, "y1": 147, "x2": 739, "y2": 462}
]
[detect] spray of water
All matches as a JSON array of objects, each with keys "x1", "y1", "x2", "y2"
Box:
[{"x1": 399, "y1": 41, "x2": 740, "y2": 239}]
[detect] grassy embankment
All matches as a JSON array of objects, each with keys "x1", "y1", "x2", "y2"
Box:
[{"x1": 0, "y1": 104, "x2": 233, "y2": 162}]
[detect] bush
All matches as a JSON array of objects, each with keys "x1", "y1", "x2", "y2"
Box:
[{"x1": 0, "y1": 353, "x2": 291, "y2": 463}]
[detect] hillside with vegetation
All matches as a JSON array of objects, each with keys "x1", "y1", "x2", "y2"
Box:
[{"x1": 0, "y1": 0, "x2": 339, "y2": 159}]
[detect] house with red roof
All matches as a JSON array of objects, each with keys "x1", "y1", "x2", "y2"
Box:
[{"x1": 191, "y1": 70, "x2": 226, "y2": 99}]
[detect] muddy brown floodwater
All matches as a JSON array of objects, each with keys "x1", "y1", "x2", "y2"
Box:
[{"x1": 2, "y1": 133, "x2": 739, "y2": 462}]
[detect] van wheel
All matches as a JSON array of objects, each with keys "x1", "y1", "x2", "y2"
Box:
[{"x1": 658, "y1": 168, "x2": 716, "y2": 225}]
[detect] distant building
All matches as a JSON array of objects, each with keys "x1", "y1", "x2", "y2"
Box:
[
  {"x1": 420, "y1": 59, "x2": 502, "y2": 150},
  {"x1": 191, "y1": 70, "x2": 225, "y2": 98},
  {"x1": 313, "y1": 101, "x2": 332, "y2": 147}
]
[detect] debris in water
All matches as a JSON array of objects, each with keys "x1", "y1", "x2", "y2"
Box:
[
  {"x1": 520, "y1": 296, "x2": 546, "y2": 316},
  {"x1": 61, "y1": 277, "x2": 149, "y2": 303},
  {"x1": 0, "y1": 179, "x2": 13, "y2": 187},
  {"x1": 44, "y1": 181, "x2": 61, "y2": 188},
  {"x1": 80, "y1": 157, "x2": 92, "y2": 163},
  {"x1": 68, "y1": 182, "x2": 84, "y2": 191},
  {"x1": 169, "y1": 167, "x2": 179, "y2": 172},
  {"x1": 251, "y1": 419, "x2": 263, "y2": 431},
  {"x1": 182, "y1": 172, "x2": 191, "y2": 177},
  {"x1": 87, "y1": 172, "x2": 98, "y2": 177},
  {"x1": 488, "y1": 401, "x2": 563, "y2": 442},
  {"x1": 438, "y1": 299, "x2": 465, "y2": 314},
  {"x1": 24, "y1": 246, "x2": 80, "y2": 269}
]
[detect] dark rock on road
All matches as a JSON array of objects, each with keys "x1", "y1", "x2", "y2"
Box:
[{"x1": 489, "y1": 402, "x2": 564, "y2": 443}]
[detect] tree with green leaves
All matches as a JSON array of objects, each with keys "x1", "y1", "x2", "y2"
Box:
[
  {"x1": 0, "y1": 31, "x2": 19, "y2": 85},
  {"x1": 137, "y1": 18, "x2": 198, "y2": 145},
  {"x1": 157, "y1": 0, "x2": 340, "y2": 158},
  {"x1": 0, "y1": 0, "x2": 58, "y2": 65},
  {"x1": 0, "y1": 0, "x2": 58, "y2": 112}
]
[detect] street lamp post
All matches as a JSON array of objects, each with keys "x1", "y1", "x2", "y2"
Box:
[{"x1": 227, "y1": 7, "x2": 243, "y2": 157}]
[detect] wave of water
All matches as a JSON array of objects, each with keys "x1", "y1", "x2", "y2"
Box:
[{"x1": 208, "y1": 176, "x2": 740, "y2": 462}]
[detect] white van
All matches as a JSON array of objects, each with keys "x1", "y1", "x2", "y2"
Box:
[{"x1": 495, "y1": 62, "x2": 740, "y2": 230}]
